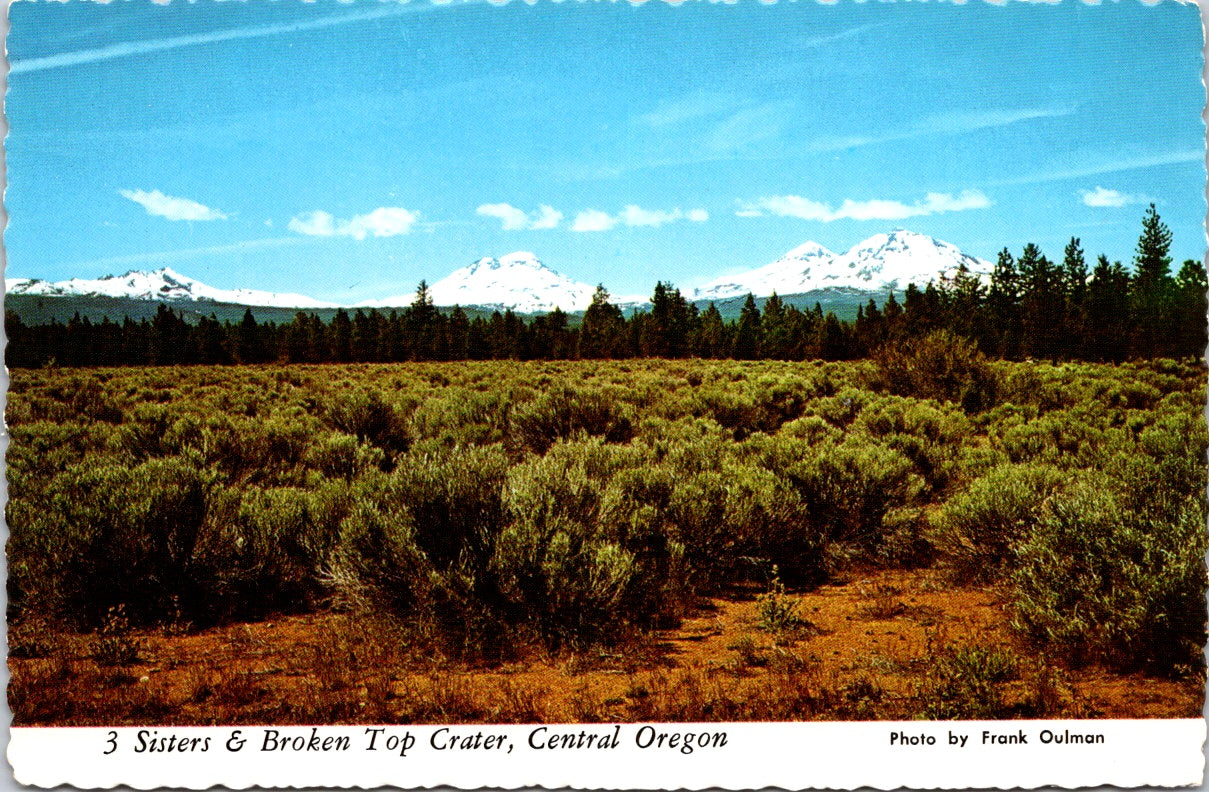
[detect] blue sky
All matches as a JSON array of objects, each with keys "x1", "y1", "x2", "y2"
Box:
[{"x1": 6, "y1": 0, "x2": 1205, "y2": 303}]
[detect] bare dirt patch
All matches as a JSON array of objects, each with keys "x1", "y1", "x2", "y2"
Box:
[{"x1": 10, "y1": 567, "x2": 1201, "y2": 725}]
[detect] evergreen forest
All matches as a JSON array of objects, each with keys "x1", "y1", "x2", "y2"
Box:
[{"x1": 7, "y1": 206, "x2": 1205, "y2": 369}]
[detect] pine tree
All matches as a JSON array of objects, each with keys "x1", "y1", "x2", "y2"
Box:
[
  {"x1": 945, "y1": 262, "x2": 985, "y2": 342},
  {"x1": 330, "y1": 309, "x2": 353, "y2": 362},
  {"x1": 761, "y1": 293, "x2": 791, "y2": 359},
  {"x1": 1130, "y1": 204, "x2": 1175, "y2": 357},
  {"x1": 733, "y1": 293, "x2": 761, "y2": 359},
  {"x1": 1086, "y1": 255, "x2": 1131, "y2": 362},
  {"x1": 580, "y1": 285, "x2": 627, "y2": 358},
  {"x1": 693, "y1": 303, "x2": 727, "y2": 358},
  {"x1": 1017, "y1": 243, "x2": 1061, "y2": 359},
  {"x1": 1172, "y1": 259, "x2": 1207, "y2": 358},
  {"x1": 986, "y1": 248, "x2": 1021, "y2": 358},
  {"x1": 236, "y1": 308, "x2": 267, "y2": 364},
  {"x1": 1060, "y1": 237, "x2": 1088, "y2": 359}
]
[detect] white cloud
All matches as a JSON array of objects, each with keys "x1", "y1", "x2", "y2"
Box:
[
  {"x1": 530, "y1": 205, "x2": 564, "y2": 230},
  {"x1": 345, "y1": 207, "x2": 420, "y2": 239},
  {"x1": 737, "y1": 190, "x2": 991, "y2": 222},
  {"x1": 572, "y1": 209, "x2": 618, "y2": 232},
  {"x1": 1079, "y1": 186, "x2": 1141, "y2": 208},
  {"x1": 120, "y1": 189, "x2": 228, "y2": 222},
  {"x1": 573, "y1": 205, "x2": 710, "y2": 232},
  {"x1": 288, "y1": 211, "x2": 338, "y2": 237},
  {"x1": 477, "y1": 203, "x2": 528, "y2": 230},
  {"x1": 477, "y1": 203, "x2": 563, "y2": 231},
  {"x1": 288, "y1": 207, "x2": 418, "y2": 240},
  {"x1": 620, "y1": 205, "x2": 683, "y2": 227}
]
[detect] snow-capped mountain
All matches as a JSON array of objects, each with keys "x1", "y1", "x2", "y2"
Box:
[
  {"x1": 692, "y1": 230, "x2": 992, "y2": 300},
  {"x1": 5, "y1": 231, "x2": 992, "y2": 316},
  {"x1": 693, "y1": 241, "x2": 836, "y2": 300},
  {"x1": 823, "y1": 230, "x2": 992, "y2": 291},
  {"x1": 6, "y1": 267, "x2": 338, "y2": 309},
  {"x1": 362, "y1": 251, "x2": 640, "y2": 313}
]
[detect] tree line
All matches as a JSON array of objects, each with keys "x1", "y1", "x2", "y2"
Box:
[{"x1": 7, "y1": 205, "x2": 1205, "y2": 368}]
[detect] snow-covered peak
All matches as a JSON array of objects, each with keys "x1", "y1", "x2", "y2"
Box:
[
  {"x1": 826, "y1": 229, "x2": 992, "y2": 290},
  {"x1": 5, "y1": 267, "x2": 339, "y2": 308},
  {"x1": 433, "y1": 252, "x2": 594, "y2": 313},
  {"x1": 693, "y1": 240, "x2": 836, "y2": 300},
  {"x1": 692, "y1": 230, "x2": 989, "y2": 300},
  {"x1": 363, "y1": 252, "x2": 607, "y2": 313}
]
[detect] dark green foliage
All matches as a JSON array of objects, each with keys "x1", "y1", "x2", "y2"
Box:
[
  {"x1": 195, "y1": 482, "x2": 350, "y2": 622},
  {"x1": 6, "y1": 206, "x2": 1200, "y2": 367}
]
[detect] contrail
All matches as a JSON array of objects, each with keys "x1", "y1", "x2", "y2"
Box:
[
  {"x1": 992, "y1": 150, "x2": 1203, "y2": 186},
  {"x1": 11, "y1": 2, "x2": 465, "y2": 75}
]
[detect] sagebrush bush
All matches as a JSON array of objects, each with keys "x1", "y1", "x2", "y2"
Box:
[
  {"x1": 188, "y1": 481, "x2": 350, "y2": 623},
  {"x1": 6, "y1": 358, "x2": 1205, "y2": 666},
  {"x1": 394, "y1": 443, "x2": 510, "y2": 574},
  {"x1": 324, "y1": 475, "x2": 429, "y2": 613},
  {"x1": 783, "y1": 439, "x2": 922, "y2": 554},
  {"x1": 872, "y1": 329, "x2": 998, "y2": 412},
  {"x1": 326, "y1": 390, "x2": 410, "y2": 460},
  {"x1": 508, "y1": 387, "x2": 634, "y2": 455},
  {"x1": 303, "y1": 433, "x2": 384, "y2": 479},
  {"x1": 1010, "y1": 474, "x2": 1207, "y2": 673},
  {"x1": 409, "y1": 390, "x2": 509, "y2": 446},
  {"x1": 494, "y1": 440, "x2": 666, "y2": 647},
  {"x1": 10, "y1": 457, "x2": 208, "y2": 626},
  {"x1": 931, "y1": 463, "x2": 1066, "y2": 583},
  {"x1": 996, "y1": 408, "x2": 1125, "y2": 469}
]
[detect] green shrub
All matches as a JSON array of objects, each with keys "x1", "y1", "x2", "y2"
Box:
[
  {"x1": 494, "y1": 441, "x2": 659, "y2": 648},
  {"x1": 192, "y1": 481, "x2": 350, "y2": 622},
  {"x1": 304, "y1": 433, "x2": 384, "y2": 479},
  {"x1": 10, "y1": 457, "x2": 208, "y2": 626},
  {"x1": 932, "y1": 463, "x2": 1065, "y2": 582},
  {"x1": 324, "y1": 476, "x2": 430, "y2": 613},
  {"x1": 409, "y1": 390, "x2": 509, "y2": 446},
  {"x1": 755, "y1": 567, "x2": 804, "y2": 637},
  {"x1": 508, "y1": 387, "x2": 633, "y2": 455},
  {"x1": 393, "y1": 444, "x2": 510, "y2": 574},
  {"x1": 1010, "y1": 474, "x2": 1207, "y2": 673},
  {"x1": 873, "y1": 330, "x2": 998, "y2": 412},
  {"x1": 783, "y1": 440, "x2": 922, "y2": 554},
  {"x1": 326, "y1": 390, "x2": 410, "y2": 459},
  {"x1": 996, "y1": 409, "x2": 1125, "y2": 469},
  {"x1": 798, "y1": 387, "x2": 873, "y2": 429}
]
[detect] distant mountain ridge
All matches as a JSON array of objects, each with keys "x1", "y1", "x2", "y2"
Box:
[
  {"x1": 693, "y1": 230, "x2": 992, "y2": 301},
  {"x1": 6, "y1": 230, "x2": 990, "y2": 315},
  {"x1": 6, "y1": 267, "x2": 338, "y2": 309}
]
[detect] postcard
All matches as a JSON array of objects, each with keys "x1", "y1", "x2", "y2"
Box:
[{"x1": 4, "y1": 0, "x2": 1206, "y2": 788}]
